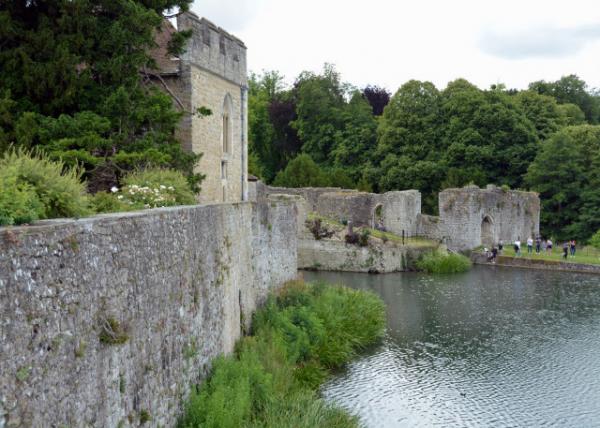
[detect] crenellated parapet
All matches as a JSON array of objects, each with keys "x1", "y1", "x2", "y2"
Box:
[{"x1": 177, "y1": 12, "x2": 247, "y2": 87}]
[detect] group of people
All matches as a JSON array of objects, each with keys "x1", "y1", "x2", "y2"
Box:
[{"x1": 485, "y1": 236, "x2": 577, "y2": 262}]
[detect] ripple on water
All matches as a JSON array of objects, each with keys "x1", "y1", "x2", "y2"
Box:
[{"x1": 310, "y1": 267, "x2": 600, "y2": 428}]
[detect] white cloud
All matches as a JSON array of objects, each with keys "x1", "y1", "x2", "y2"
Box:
[
  {"x1": 480, "y1": 24, "x2": 600, "y2": 59},
  {"x1": 189, "y1": 0, "x2": 600, "y2": 91},
  {"x1": 190, "y1": 0, "x2": 265, "y2": 31}
]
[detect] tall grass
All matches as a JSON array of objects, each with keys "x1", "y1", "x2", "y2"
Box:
[
  {"x1": 416, "y1": 250, "x2": 472, "y2": 274},
  {"x1": 178, "y1": 280, "x2": 386, "y2": 428}
]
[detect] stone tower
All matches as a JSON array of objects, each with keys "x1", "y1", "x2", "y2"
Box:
[{"x1": 153, "y1": 12, "x2": 248, "y2": 203}]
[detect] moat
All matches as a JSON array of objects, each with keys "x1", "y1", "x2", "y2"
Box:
[{"x1": 304, "y1": 266, "x2": 600, "y2": 427}]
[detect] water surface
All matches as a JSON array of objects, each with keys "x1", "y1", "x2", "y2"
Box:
[{"x1": 304, "y1": 266, "x2": 600, "y2": 427}]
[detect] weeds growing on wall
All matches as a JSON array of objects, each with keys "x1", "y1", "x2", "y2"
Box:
[
  {"x1": 178, "y1": 280, "x2": 386, "y2": 428},
  {"x1": 416, "y1": 250, "x2": 472, "y2": 274}
]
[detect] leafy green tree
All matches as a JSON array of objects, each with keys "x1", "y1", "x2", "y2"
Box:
[
  {"x1": 514, "y1": 90, "x2": 562, "y2": 140},
  {"x1": 525, "y1": 131, "x2": 585, "y2": 240},
  {"x1": 248, "y1": 72, "x2": 279, "y2": 180},
  {"x1": 529, "y1": 75, "x2": 600, "y2": 124},
  {"x1": 272, "y1": 154, "x2": 329, "y2": 188},
  {"x1": 0, "y1": 0, "x2": 201, "y2": 192},
  {"x1": 441, "y1": 81, "x2": 538, "y2": 190},
  {"x1": 376, "y1": 80, "x2": 442, "y2": 161},
  {"x1": 331, "y1": 92, "x2": 377, "y2": 182},
  {"x1": 292, "y1": 64, "x2": 347, "y2": 163},
  {"x1": 557, "y1": 103, "x2": 586, "y2": 126}
]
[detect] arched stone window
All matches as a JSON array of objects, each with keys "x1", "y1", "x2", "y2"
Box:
[{"x1": 222, "y1": 94, "x2": 233, "y2": 154}]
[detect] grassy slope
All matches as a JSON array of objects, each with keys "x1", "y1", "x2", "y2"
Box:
[
  {"x1": 307, "y1": 212, "x2": 437, "y2": 248},
  {"x1": 178, "y1": 280, "x2": 386, "y2": 428},
  {"x1": 499, "y1": 246, "x2": 600, "y2": 266}
]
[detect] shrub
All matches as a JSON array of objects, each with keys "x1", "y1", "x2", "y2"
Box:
[
  {"x1": 178, "y1": 280, "x2": 385, "y2": 428},
  {"x1": 416, "y1": 250, "x2": 472, "y2": 274},
  {"x1": 0, "y1": 148, "x2": 90, "y2": 224},
  {"x1": 0, "y1": 166, "x2": 44, "y2": 226},
  {"x1": 90, "y1": 191, "x2": 135, "y2": 214},
  {"x1": 122, "y1": 168, "x2": 196, "y2": 205},
  {"x1": 590, "y1": 229, "x2": 600, "y2": 250},
  {"x1": 94, "y1": 168, "x2": 197, "y2": 213},
  {"x1": 305, "y1": 218, "x2": 334, "y2": 240},
  {"x1": 358, "y1": 228, "x2": 370, "y2": 247}
]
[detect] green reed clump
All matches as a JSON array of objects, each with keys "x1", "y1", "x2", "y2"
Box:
[
  {"x1": 178, "y1": 280, "x2": 386, "y2": 428},
  {"x1": 416, "y1": 250, "x2": 472, "y2": 274}
]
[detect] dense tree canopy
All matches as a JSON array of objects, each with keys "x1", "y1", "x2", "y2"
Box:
[{"x1": 0, "y1": 0, "x2": 201, "y2": 192}]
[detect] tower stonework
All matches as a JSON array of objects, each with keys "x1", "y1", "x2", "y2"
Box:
[{"x1": 156, "y1": 12, "x2": 248, "y2": 203}]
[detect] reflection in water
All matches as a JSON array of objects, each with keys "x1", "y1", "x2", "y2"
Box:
[{"x1": 304, "y1": 266, "x2": 600, "y2": 427}]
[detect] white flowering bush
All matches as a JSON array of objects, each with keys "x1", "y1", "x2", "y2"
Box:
[
  {"x1": 116, "y1": 183, "x2": 178, "y2": 208},
  {"x1": 91, "y1": 168, "x2": 197, "y2": 213}
]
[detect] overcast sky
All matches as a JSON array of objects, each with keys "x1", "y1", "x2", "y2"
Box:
[{"x1": 191, "y1": 0, "x2": 600, "y2": 92}]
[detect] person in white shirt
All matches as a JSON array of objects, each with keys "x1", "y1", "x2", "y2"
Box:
[
  {"x1": 527, "y1": 237, "x2": 533, "y2": 254},
  {"x1": 514, "y1": 238, "x2": 521, "y2": 256}
]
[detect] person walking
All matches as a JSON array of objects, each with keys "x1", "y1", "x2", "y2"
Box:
[
  {"x1": 498, "y1": 239, "x2": 503, "y2": 254},
  {"x1": 535, "y1": 236, "x2": 541, "y2": 254},
  {"x1": 514, "y1": 238, "x2": 521, "y2": 256},
  {"x1": 570, "y1": 240, "x2": 576, "y2": 257},
  {"x1": 547, "y1": 238, "x2": 553, "y2": 254},
  {"x1": 527, "y1": 237, "x2": 533, "y2": 254},
  {"x1": 562, "y1": 242, "x2": 569, "y2": 260}
]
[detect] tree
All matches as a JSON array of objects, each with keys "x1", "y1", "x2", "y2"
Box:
[
  {"x1": 0, "y1": 0, "x2": 201, "y2": 192},
  {"x1": 514, "y1": 90, "x2": 562, "y2": 140},
  {"x1": 248, "y1": 72, "x2": 279, "y2": 181},
  {"x1": 529, "y1": 75, "x2": 600, "y2": 124},
  {"x1": 362, "y1": 85, "x2": 391, "y2": 116},
  {"x1": 331, "y1": 91, "x2": 378, "y2": 182},
  {"x1": 292, "y1": 64, "x2": 347, "y2": 163},
  {"x1": 272, "y1": 154, "x2": 329, "y2": 188},
  {"x1": 441, "y1": 81, "x2": 538, "y2": 190},
  {"x1": 525, "y1": 131, "x2": 585, "y2": 240}
]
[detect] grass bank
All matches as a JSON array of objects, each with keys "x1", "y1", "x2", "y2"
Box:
[
  {"x1": 500, "y1": 246, "x2": 600, "y2": 266},
  {"x1": 306, "y1": 212, "x2": 436, "y2": 248},
  {"x1": 178, "y1": 280, "x2": 386, "y2": 428},
  {"x1": 416, "y1": 250, "x2": 472, "y2": 274}
]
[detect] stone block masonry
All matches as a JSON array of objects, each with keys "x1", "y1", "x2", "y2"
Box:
[{"x1": 0, "y1": 197, "x2": 297, "y2": 427}]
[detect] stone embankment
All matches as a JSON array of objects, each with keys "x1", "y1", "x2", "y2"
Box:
[
  {"x1": 298, "y1": 238, "x2": 437, "y2": 273},
  {"x1": 0, "y1": 196, "x2": 297, "y2": 428},
  {"x1": 471, "y1": 253, "x2": 600, "y2": 274}
]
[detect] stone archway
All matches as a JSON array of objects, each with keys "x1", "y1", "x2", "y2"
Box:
[
  {"x1": 372, "y1": 204, "x2": 384, "y2": 230},
  {"x1": 481, "y1": 215, "x2": 494, "y2": 248}
]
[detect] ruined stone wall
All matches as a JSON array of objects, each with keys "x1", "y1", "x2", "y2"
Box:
[
  {"x1": 439, "y1": 185, "x2": 540, "y2": 251},
  {"x1": 264, "y1": 186, "x2": 421, "y2": 236},
  {"x1": 315, "y1": 192, "x2": 377, "y2": 226},
  {"x1": 264, "y1": 186, "x2": 354, "y2": 211},
  {"x1": 379, "y1": 190, "x2": 421, "y2": 236},
  {"x1": 0, "y1": 198, "x2": 297, "y2": 428},
  {"x1": 177, "y1": 12, "x2": 248, "y2": 204},
  {"x1": 417, "y1": 214, "x2": 447, "y2": 241}
]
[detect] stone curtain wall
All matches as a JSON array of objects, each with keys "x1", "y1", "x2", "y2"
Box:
[
  {"x1": 0, "y1": 197, "x2": 297, "y2": 428},
  {"x1": 439, "y1": 185, "x2": 540, "y2": 250}
]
